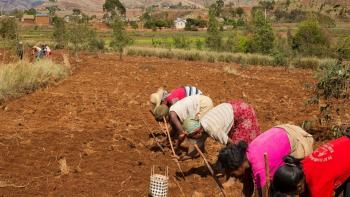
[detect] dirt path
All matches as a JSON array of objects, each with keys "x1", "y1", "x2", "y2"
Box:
[{"x1": 0, "y1": 53, "x2": 319, "y2": 196}]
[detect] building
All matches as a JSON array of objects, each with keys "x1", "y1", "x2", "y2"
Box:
[
  {"x1": 174, "y1": 18, "x2": 186, "y2": 29},
  {"x1": 35, "y1": 13, "x2": 50, "y2": 25},
  {"x1": 21, "y1": 15, "x2": 35, "y2": 23}
]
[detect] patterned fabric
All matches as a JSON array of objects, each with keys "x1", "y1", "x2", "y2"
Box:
[{"x1": 227, "y1": 100, "x2": 261, "y2": 144}]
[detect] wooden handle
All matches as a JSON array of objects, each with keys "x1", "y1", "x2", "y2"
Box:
[{"x1": 264, "y1": 153, "x2": 270, "y2": 197}]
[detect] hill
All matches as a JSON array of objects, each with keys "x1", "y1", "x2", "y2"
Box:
[{"x1": 0, "y1": 0, "x2": 44, "y2": 11}]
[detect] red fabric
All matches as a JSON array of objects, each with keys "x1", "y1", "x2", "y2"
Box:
[
  {"x1": 165, "y1": 87, "x2": 186, "y2": 105},
  {"x1": 227, "y1": 100, "x2": 261, "y2": 144},
  {"x1": 302, "y1": 137, "x2": 350, "y2": 197}
]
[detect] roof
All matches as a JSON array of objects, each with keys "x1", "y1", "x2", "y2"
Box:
[
  {"x1": 36, "y1": 13, "x2": 49, "y2": 17},
  {"x1": 174, "y1": 18, "x2": 186, "y2": 23},
  {"x1": 22, "y1": 15, "x2": 35, "y2": 20}
]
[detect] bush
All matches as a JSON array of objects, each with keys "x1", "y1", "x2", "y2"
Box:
[
  {"x1": 172, "y1": 35, "x2": 192, "y2": 49},
  {"x1": 0, "y1": 59, "x2": 69, "y2": 103},
  {"x1": 89, "y1": 38, "x2": 105, "y2": 51},
  {"x1": 315, "y1": 61, "x2": 350, "y2": 99},
  {"x1": 272, "y1": 51, "x2": 288, "y2": 66},
  {"x1": 292, "y1": 19, "x2": 330, "y2": 57},
  {"x1": 195, "y1": 39, "x2": 204, "y2": 50},
  {"x1": 336, "y1": 36, "x2": 350, "y2": 59}
]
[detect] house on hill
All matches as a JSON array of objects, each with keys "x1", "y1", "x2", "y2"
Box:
[
  {"x1": 174, "y1": 18, "x2": 186, "y2": 29},
  {"x1": 21, "y1": 15, "x2": 35, "y2": 24},
  {"x1": 35, "y1": 13, "x2": 50, "y2": 25}
]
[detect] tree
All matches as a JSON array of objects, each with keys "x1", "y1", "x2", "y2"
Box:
[
  {"x1": 103, "y1": 0, "x2": 126, "y2": 18},
  {"x1": 52, "y1": 16, "x2": 67, "y2": 49},
  {"x1": 250, "y1": 10, "x2": 274, "y2": 54},
  {"x1": 25, "y1": 8, "x2": 37, "y2": 15},
  {"x1": 292, "y1": 18, "x2": 330, "y2": 56},
  {"x1": 0, "y1": 17, "x2": 18, "y2": 62},
  {"x1": 72, "y1": 9, "x2": 81, "y2": 16},
  {"x1": 110, "y1": 16, "x2": 131, "y2": 60},
  {"x1": 66, "y1": 18, "x2": 92, "y2": 58},
  {"x1": 206, "y1": 8, "x2": 222, "y2": 51},
  {"x1": 46, "y1": 6, "x2": 59, "y2": 16}
]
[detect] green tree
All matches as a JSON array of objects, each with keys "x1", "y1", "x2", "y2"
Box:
[
  {"x1": 46, "y1": 6, "x2": 59, "y2": 17},
  {"x1": 66, "y1": 19, "x2": 92, "y2": 58},
  {"x1": 292, "y1": 18, "x2": 330, "y2": 56},
  {"x1": 0, "y1": 17, "x2": 18, "y2": 61},
  {"x1": 25, "y1": 8, "x2": 37, "y2": 15},
  {"x1": 110, "y1": 16, "x2": 132, "y2": 60},
  {"x1": 250, "y1": 10, "x2": 274, "y2": 54},
  {"x1": 72, "y1": 9, "x2": 81, "y2": 15},
  {"x1": 103, "y1": 0, "x2": 126, "y2": 18},
  {"x1": 52, "y1": 16, "x2": 67, "y2": 49},
  {"x1": 206, "y1": 8, "x2": 222, "y2": 51}
]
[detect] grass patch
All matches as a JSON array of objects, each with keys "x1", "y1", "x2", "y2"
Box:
[
  {"x1": 0, "y1": 59, "x2": 70, "y2": 103},
  {"x1": 126, "y1": 46, "x2": 337, "y2": 69}
]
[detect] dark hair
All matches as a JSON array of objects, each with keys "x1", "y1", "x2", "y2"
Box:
[
  {"x1": 346, "y1": 127, "x2": 350, "y2": 138},
  {"x1": 217, "y1": 141, "x2": 248, "y2": 170},
  {"x1": 272, "y1": 156, "x2": 304, "y2": 194}
]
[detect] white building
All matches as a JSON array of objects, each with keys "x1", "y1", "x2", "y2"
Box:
[{"x1": 174, "y1": 18, "x2": 186, "y2": 29}]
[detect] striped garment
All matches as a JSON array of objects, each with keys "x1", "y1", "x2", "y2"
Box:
[
  {"x1": 184, "y1": 86, "x2": 202, "y2": 97},
  {"x1": 199, "y1": 103, "x2": 234, "y2": 145}
]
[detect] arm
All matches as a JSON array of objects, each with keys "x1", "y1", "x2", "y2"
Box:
[{"x1": 169, "y1": 111, "x2": 185, "y2": 136}]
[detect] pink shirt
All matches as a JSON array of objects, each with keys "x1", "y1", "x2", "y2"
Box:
[
  {"x1": 165, "y1": 87, "x2": 186, "y2": 104},
  {"x1": 246, "y1": 128, "x2": 291, "y2": 188}
]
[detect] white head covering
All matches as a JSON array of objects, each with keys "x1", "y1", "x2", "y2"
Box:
[{"x1": 150, "y1": 87, "x2": 168, "y2": 112}]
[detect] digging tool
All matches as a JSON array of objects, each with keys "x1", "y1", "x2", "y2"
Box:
[
  {"x1": 142, "y1": 119, "x2": 165, "y2": 154},
  {"x1": 162, "y1": 117, "x2": 186, "y2": 179},
  {"x1": 193, "y1": 144, "x2": 227, "y2": 197},
  {"x1": 264, "y1": 153, "x2": 270, "y2": 197}
]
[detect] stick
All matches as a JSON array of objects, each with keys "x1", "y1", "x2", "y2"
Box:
[
  {"x1": 162, "y1": 117, "x2": 186, "y2": 179},
  {"x1": 193, "y1": 144, "x2": 227, "y2": 197},
  {"x1": 172, "y1": 177, "x2": 185, "y2": 197},
  {"x1": 158, "y1": 122, "x2": 167, "y2": 135},
  {"x1": 264, "y1": 153, "x2": 270, "y2": 197},
  {"x1": 142, "y1": 119, "x2": 165, "y2": 154}
]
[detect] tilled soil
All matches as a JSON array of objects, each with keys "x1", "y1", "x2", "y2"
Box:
[{"x1": 0, "y1": 52, "x2": 328, "y2": 196}]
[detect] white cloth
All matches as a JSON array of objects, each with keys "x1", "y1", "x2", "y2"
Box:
[
  {"x1": 169, "y1": 95, "x2": 213, "y2": 122},
  {"x1": 200, "y1": 103, "x2": 234, "y2": 145}
]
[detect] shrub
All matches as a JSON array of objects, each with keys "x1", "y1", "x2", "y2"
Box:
[
  {"x1": 315, "y1": 61, "x2": 350, "y2": 99},
  {"x1": 195, "y1": 39, "x2": 204, "y2": 50},
  {"x1": 0, "y1": 59, "x2": 69, "y2": 103},
  {"x1": 52, "y1": 16, "x2": 68, "y2": 49},
  {"x1": 292, "y1": 19, "x2": 330, "y2": 57},
  {"x1": 172, "y1": 35, "x2": 192, "y2": 49},
  {"x1": 336, "y1": 36, "x2": 350, "y2": 59}
]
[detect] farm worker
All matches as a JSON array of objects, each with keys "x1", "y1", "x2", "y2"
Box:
[
  {"x1": 151, "y1": 85, "x2": 203, "y2": 121},
  {"x1": 216, "y1": 124, "x2": 314, "y2": 196},
  {"x1": 272, "y1": 132, "x2": 350, "y2": 197},
  {"x1": 16, "y1": 41, "x2": 24, "y2": 60},
  {"x1": 32, "y1": 46, "x2": 43, "y2": 60},
  {"x1": 45, "y1": 45, "x2": 51, "y2": 56},
  {"x1": 178, "y1": 100, "x2": 261, "y2": 159},
  {"x1": 167, "y1": 94, "x2": 213, "y2": 137}
]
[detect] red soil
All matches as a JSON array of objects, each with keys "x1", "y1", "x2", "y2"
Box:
[{"x1": 0, "y1": 52, "x2": 335, "y2": 196}]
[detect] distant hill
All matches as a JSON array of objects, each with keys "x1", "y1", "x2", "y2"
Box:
[
  {"x1": 0, "y1": 0, "x2": 44, "y2": 11},
  {"x1": 1, "y1": 0, "x2": 349, "y2": 13}
]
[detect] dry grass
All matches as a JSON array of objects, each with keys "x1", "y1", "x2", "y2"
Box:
[
  {"x1": 0, "y1": 59, "x2": 70, "y2": 103},
  {"x1": 126, "y1": 46, "x2": 337, "y2": 69}
]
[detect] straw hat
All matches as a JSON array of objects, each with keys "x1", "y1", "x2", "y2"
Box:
[{"x1": 150, "y1": 87, "x2": 167, "y2": 112}]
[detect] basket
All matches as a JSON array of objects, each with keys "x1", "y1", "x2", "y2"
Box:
[{"x1": 149, "y1": 166, "x2": 169, "y2": 197}]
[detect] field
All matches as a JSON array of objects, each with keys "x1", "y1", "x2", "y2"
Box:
[{"x1": 0, "y1": 51, "x2": 337, "y2": 196}]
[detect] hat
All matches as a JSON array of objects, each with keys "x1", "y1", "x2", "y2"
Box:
[
  {"x1": 153, "y1": 105, "x2": 169, "y2": 122},
  {"x1": 150, "y1": 87, "x2": 167, "y2": 112},
  {"x1": 182, "y1": 118, "x2": 201, "y2": 135}
]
